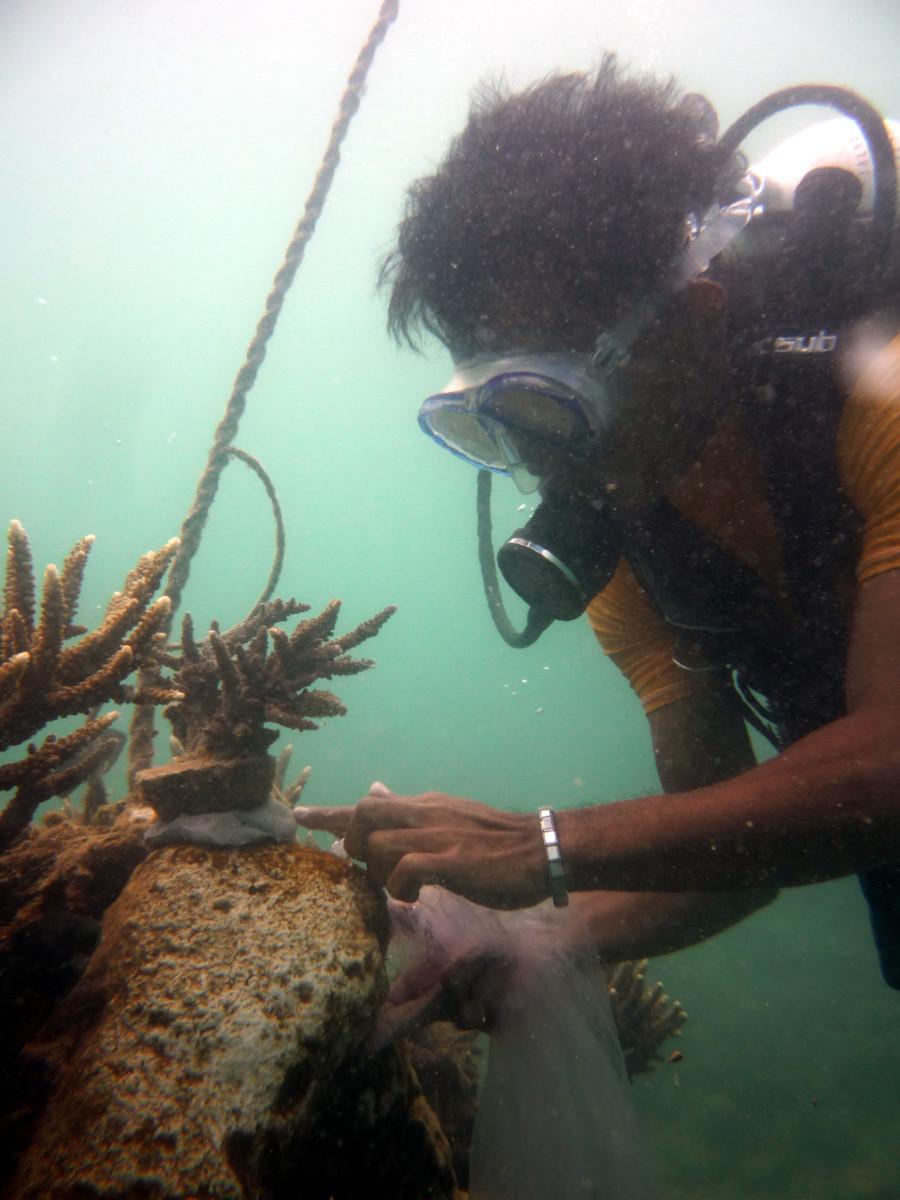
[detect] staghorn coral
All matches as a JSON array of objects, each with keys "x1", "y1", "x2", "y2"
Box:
[
  {"x1": 68, "y1": 724, "x2": 127, "y2": 824},
  {"x1": 136, "y1": 597, "x2": 395, "y2": 821},
  {"x1": 607, "y1": 958, "x2": 687, "y2": 1076},
  {"x1": 0, "y1": 522, "x2": 182, "y2": 852},
  {"x1": 272, "y1": 742, "x2": 312, "y2": 806}
]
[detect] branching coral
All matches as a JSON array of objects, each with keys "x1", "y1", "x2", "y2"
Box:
[
  {"x1": 61, "y1": 721, "x2": 128, "y2": 824},
  {"x1": 135, "y1": 597, "x2": 396, "y2": 821},
  {"x1": 272, "y1": 743, "x2": 311, "y2": 807},
  {"x1": 607, "y1": 958, "x2": 687, "y2": 1076},
  {"x1": 0, "y1": 522, "x2": 181, "y2": 852}
]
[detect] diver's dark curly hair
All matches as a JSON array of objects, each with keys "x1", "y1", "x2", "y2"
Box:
[{"x1": 380, "y1": 55, "x2": 727, "y2": 356}]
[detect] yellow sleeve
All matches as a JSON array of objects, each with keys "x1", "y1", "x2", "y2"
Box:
[
  {"x1": 838, "y1": 334, "x2": 900, "y2": 584},
  {"x1": 586, "y1": 559, "x2": 714, "y2": 715}
]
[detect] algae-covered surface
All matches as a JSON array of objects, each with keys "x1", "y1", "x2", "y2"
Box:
[{"x1": 2, "y1": 1, "x2": 899, "y2": 1195}]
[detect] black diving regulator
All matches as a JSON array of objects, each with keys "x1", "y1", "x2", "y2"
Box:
[{"x1": 481, "y1": 83, "x2": 899, "y2": 648}]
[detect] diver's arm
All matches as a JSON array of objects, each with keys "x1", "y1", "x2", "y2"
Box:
[
  {"x1": 568, "y1": 887, "x2": 776, "y2": 959},
  {"x1": 559, "y1": 570, "x2": 900, "y2": 893},
  {"x1": 295, "y1": 574, "x2": 900, "y2": 905},
  {"x1": 569, "y1": 688, "x2": 777, "y2": 958},
  {"x1": 648, "y1": 686, "x2": 757, "y2": 793}
]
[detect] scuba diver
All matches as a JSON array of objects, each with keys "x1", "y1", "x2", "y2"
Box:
[{"x1": 295, "y1": 56, "x2": 900, "y2": 997}]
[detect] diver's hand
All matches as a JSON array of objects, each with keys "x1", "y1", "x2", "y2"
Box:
[
  {"x1": 371, "y1": 913, "x2": 514, "y2": 1049},
  {"x1": 294, "y1": 782, "x2": 548, "y2": 908},
  {"x1": 369, "y1": 887, "x2": 594, "y2": 1051}
]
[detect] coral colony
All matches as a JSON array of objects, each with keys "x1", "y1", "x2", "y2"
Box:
[
  {"x1": 0, "y1": 522, "x2": 177, "y2": 851},
  {"x1": 136, "y1": 598, "x2": 396, "y2": 823}
]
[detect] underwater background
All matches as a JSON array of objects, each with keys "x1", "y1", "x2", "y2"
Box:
[{"x1": 2, "y1": 0, "x2": 899, "y2": 1195}]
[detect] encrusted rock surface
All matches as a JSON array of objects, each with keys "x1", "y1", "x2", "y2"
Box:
[
  {"x1": 0, "y1": 811, "x2": 151, "y2": 1187},
  {"x1": 10, "y1": 842, "x2": 458, "y2": 1199}
]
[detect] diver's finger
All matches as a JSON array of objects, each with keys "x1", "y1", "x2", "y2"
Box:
[
  {"x1": 368, "y1": 983, "x2": 444, "y2": 1052},
  {"x1": 450, "y1": 952, "x2": 514, "y2": 1031},
  {"x1": 384, "y1": 850, "x2": 451, "y2": 903},
  {"x1": 364, "y1": 826, "x2": 455, "y2": 890},
  {"x1": 386, "y1": 959, "x2": 450, "y2": 1007},
  {"x1": 385, "y1": 896, "x2": 420, "y2": 936},
  {"x1": 292, "y1": 805, "x2": 355, "y2": 837},
  {"x1": 367, "y1": 780, "x2": 395, "y2": 799},
  {"x1": 381, "y1": 952, "x2": 513, "y2": 1043},
  {"x1": 342, "y1": 796, "x2": 434, "y2": 861}
]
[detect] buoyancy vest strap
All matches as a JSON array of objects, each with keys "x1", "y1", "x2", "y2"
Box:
[{"x1": 620, "y1": 494, "x2": 828, "y2": 740}]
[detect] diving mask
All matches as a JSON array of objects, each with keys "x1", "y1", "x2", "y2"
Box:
[{"x1": 418, "y1": 349, "x2": 618, "y2": 493}]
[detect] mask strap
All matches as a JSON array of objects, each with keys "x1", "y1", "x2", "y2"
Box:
[
  {"x1": 674, "y1": 178, "x2": 763, "y2": 285},
  {"x1": 590, "y1": 178, "x2": 762, "y2": 375}
]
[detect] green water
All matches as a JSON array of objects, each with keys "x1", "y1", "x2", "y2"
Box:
[{"x1": 2, "y1": 0, "x2": 899, "y2": 1195}]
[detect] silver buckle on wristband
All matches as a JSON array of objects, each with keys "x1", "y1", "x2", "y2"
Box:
[{"x1": 538, "y1": 806, "x2": 569, "y2": 908}]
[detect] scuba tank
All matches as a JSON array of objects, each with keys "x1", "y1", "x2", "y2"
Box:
[
  {"x1": 711, "y1": 112, "x2": 900, "y2": 398},
  {"x1": 750, "y1": 114, "x2": 900, "y2": 220}
]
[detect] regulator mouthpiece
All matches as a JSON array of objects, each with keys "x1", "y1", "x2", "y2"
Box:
[{"x1": 497, "y1": 495, "x2": 622, "y2": 622}]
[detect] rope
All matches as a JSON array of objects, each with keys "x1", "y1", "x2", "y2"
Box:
[
  {"x1": 164, "y1": 0, "x2": 401, "y2": 614},
  {"x1": 221, "y1": 446, "x2": 286, "y2": 617},
  {"x1": 126, "y1": 1, "x2": 400, "y2": 790}
]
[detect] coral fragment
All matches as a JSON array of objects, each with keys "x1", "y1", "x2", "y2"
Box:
[{"x1": 136, "y1": 596, "x2": 395, "y2": 820}]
